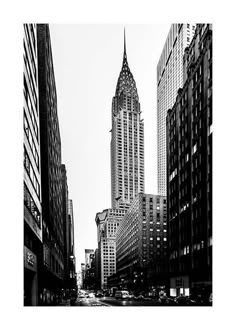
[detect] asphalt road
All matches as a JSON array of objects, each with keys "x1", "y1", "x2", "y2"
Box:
[{"x1": 74, "y1": 296, "x2": 168, "y2": 307}]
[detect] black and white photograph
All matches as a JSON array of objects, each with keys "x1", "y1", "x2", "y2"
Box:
[
  {"x1": 23, "y1": 23, "x2": 212, "y2": 307},
  {"x1": 1, "y1": 1, "x2": 236, "y2": 329}
]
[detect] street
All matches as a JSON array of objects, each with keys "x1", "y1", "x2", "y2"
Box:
[{"x1": 71, "y1": 297, "x2": 174, "y2": 307}]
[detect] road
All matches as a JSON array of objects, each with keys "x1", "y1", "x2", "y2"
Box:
[{"x1": 73, "y1": 296, "x2": 169, "y2": 307}]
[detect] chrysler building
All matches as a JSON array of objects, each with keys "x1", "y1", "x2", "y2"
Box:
[{"x1": 110, "y1": 31, "x2": 144, "y2": 210}]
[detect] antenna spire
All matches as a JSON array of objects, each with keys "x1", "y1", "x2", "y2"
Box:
[{"x1": 124, "y1": 27, "x2": 126, "y2": 55}]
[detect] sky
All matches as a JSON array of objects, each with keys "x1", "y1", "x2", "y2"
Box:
[{"x1": 49, "y1": 24, "x2": 170, "y2": 271}]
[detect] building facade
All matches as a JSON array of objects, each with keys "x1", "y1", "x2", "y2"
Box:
[
  {"x1": 83, "y1": 250, "x2": 96, "y2": 290},
  {"x1": 77, "y1": 271, "x2": 82, "y2": 290},
  {"x1": 157, "y1": 23, "x2": 196, "y2": 196},
  {"x1": 95, "y1": 208, "x2": 126, "y2": 289},
  {"x1": 61, "y1": 164, "x2": 70, "y2": 295},
  {"x1": 111, "y1": 31, "x2": 144, "y2": 210},
  {"x1": 116, "y1": 193, "x2": 168, "y2": 291},
  {"x1": 23, "y1": 23, "x2": 42, "y2": 306},
  {"x1": 61, "y1": 166, "x2": 76, "y2": 295},
  {"x1": 68, "y1": 199, "x2": 76, "y2": 289},
  {"x1": 81, "y1": 263, "x2": 86, "y2": 289},
  {"x1": 166, "y1": 24, "x2": 212, "y2": 298},
  {"x1": 85, "y1": 249, "x2": 94, "y2": 268},
  {"x1": 37, "y1": 24, "x2": 64, "y2": 305}
]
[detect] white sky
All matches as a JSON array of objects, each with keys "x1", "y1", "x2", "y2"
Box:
[{"x1": 49, "y1": 24, "x2": 170, "y2": 270}]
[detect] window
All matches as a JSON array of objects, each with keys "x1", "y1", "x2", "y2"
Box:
[{"x1": 24, "y1": 183, "x2": 41, "y2": 227}]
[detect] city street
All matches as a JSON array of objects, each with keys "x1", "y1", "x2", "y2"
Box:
[{"x1": 73, "y1": 297, "x2": 172, "y2": 307}]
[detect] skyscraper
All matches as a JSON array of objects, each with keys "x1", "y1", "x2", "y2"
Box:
[
  {"x1": 166, "y1": 24, "x2": 212, "y2": 298},
  {"x1": 23, "y1": 23, "x2": 42, "y2": 306},
  {"x1": 157, "y1": 24, "x2": 196, "y2": 196},
  {"x1": 95, "y1": 208, "x2": 126, "y2": 289},
  {"x1": 95, "y1": 30, "x2": 144, "y2": 290},
  {"x1": 37, "y1": 24, "x2": 64, "y2": 304},
  {"x1": 111, "y1": 31, "x2": 144, "y2": 210}
]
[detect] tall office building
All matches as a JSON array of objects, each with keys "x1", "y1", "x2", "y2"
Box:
[
  {"x1": 116, "y1": 194, "x2": 168, "y2": 291},
  {"x1": 95, "y1": 208, "x2": 126, "y2": 289},
  {"x1": 37, "y1": 24, "x2": 64, "y2": 304},
  {"x1": 23, "y1": 24, "x2": 42, "y2": 306},
  {"x1": 166, "y1": 24, "x2": 212, "y2": 298},
  {"x1": 111, "y1": 31, "x2": 144, "y2": 210},
  {"x1": 94, "y1": 31, "x2": 144, "y2": 289},
  {"x1": 157, "y1": 24, "x2": 196, "y2": 196}
]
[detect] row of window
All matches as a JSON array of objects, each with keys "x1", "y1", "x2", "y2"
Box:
[
  {"x1": 24, "y1": 147, "x2": 40, "y2": 198},
  {"x1": 23, "y1": 76, "x2": 39, "y2": 140},
  {"x1": 24, "y1": 25, "x2": 37, "y2": 84},
  {"x1": 24, "y1": 183, "x2": 41, "y2": 227},
  {"x1": 24, "y1": 113, "x2": 39, "y2": 169}
]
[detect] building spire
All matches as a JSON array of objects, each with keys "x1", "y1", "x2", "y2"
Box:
[
  {"x1": 115, "y1": 27, "x2": 139, "y2": 101},
  {"x1": 124, "y1": 27, "x2": 126, "y2": 55},
  {"x1": 122, "y1": 27, "x2": 128, "y2": 65}
]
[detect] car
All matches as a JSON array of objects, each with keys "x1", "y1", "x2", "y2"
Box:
[
  {"x1": 95, "y1": 291, "x2": 104, "y2": 298},
  {"x1": 115, "y1": 290, "x2": 131, "y2": 300},
  {"x1": 88, "y1": 292, "x2": 95, "y2": 298}
]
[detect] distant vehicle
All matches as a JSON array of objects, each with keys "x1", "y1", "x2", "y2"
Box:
[
  {"x1": 115, "y1": 290, "x2": 131, "y2": 300},
  {"x1": 88, "y1": 292, "x2": 95, "y2": 298},
  {"x1": 95, "y1": 290, "x2": 104, "y2": 298}
]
